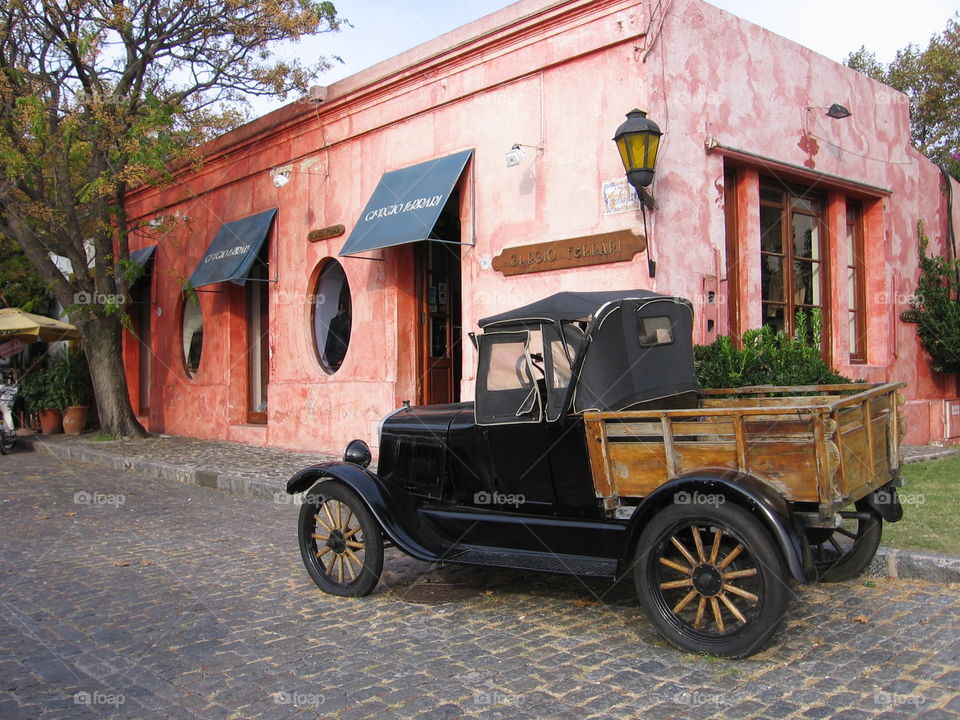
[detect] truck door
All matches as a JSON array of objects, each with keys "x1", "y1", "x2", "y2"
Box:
[{"x1": 474, "y1": 330, "x2": 555, "y2": 510}]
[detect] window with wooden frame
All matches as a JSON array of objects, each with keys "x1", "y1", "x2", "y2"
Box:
[
  {"x1": 246, "y1": 251, "x2": 270, "y2": 424},
  {"x1": 759, "y1": 183, "x2": 827, "y2": 346},
  {"x1": 845, "y1": 200, "x2": 867, "y2": 363}
]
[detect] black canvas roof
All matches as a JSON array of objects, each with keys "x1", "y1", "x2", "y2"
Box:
[{"x1": 478, "y1": 290, "x2": 677, "y2": 328}]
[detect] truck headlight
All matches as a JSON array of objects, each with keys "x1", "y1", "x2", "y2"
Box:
[{"x1": 344, "y1": 439, "x2": 371, "y2": 468}]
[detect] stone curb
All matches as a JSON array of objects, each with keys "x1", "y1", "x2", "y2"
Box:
[
  {"x1": 30, "y1": 437, "x2": 288, "y2": 504},
  {"x1": 901, "y1": 447, "x2": 960, "y2": 464},
  {"x1": 26, "y1": 436, "x2": 960, "y2": 585},
  {"x1": 868, "y1": 546, "x2": 960, "y2": 584}
]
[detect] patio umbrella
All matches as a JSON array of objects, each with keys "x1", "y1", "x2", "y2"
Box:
[{"x1": 0, "y1": 308, "x2": 81, "y2": 343}]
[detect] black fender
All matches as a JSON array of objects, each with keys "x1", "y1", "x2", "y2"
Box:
[
  {"x1": 860, "y1": 482, "x2": 903, "y2": 523},
  {"x1": 623, "y1": 471, "x2": 810, "y2": 583},
  {"x1": 287, "y1": 462, "x2": 440, "y2": 563}
]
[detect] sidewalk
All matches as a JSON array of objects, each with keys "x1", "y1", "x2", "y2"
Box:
[
  {"x1": 18, "y1": 431, "x2": 960, "y2": 584},
  {"x1": 22, "y1": 431, "x2": 338, "y2": 501}
]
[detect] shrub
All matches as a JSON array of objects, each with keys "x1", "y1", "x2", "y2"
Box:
[
  {"x1": 910, "y1": 221, "x2": 960, "y2": 373},
  {"x1": 695, "y1": 311, "x2": 852, "y2": 388},
  {"x1": 21, "y1": 355, "x2": 70, "y2": 410}
]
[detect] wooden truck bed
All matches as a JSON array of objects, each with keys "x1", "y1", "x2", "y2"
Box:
[{"x1": 584, "y1": 383, "x2": 905, "y2": 517}]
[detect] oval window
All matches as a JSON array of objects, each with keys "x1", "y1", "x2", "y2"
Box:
[
  {"x1": 181, "y1": 296, "x2": 204, "y2": 377},
  {"x1": 313, "y1": 260, "x2": 352, "y2": 374}
]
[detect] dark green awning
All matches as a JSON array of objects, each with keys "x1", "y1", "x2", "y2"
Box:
[
  {"x1": 339, "y1": 150, "x2": 473, "y2": 257},
  {"x1": 189, "y1": 209, "x2": 276, "y2": 289}
]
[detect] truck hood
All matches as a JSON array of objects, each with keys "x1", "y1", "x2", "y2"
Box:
[{"x1": 380, "y1": 401, "x2": 474, "y2": 438}]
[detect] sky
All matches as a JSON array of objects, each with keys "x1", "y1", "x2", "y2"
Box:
[{"x1": 251, "y1": 0, "x2": 958, "y2": 115}]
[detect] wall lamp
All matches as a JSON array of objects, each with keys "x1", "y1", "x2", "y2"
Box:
[
  {"x1": 505, "y1": 143, "x2": 543, "y2": 168},
  {"x1": 613, "y1": 108, "x2": 662, "y2": 211},
  {"x1": 613, "y1": 108, "x2": 662, "y2": 277},
  {"x1": 808, "y1": 103, "x2": 852, "y2": 120},
  {"x1": 826, "y1": 103, "x2": 852, "y2": 120},
  {"x1": 271, "y1": 167, "x2": 292, "y2": 188}
]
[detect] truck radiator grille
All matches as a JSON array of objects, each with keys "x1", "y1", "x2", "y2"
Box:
[{"x1": 382, "y1": 436, "x2": 446, "y2": 496}]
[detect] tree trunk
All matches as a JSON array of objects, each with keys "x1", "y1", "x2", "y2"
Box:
[{"x1": 75, "y1": 312, "x2": 146, "y2": 439}]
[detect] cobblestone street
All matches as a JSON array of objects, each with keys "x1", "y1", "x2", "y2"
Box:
[{"x1": 1, "y1": 451, "x2": 959, "y2": 719}]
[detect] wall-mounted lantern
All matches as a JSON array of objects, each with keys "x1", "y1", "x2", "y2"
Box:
[{"x1": 613, "y1": 108, "x2": 662, "y2": 210}]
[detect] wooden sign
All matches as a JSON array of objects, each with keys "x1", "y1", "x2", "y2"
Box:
[
  {"x1": 0, "y1": 338, "x2": 24, "y2": 359},
  {"x1": 492, "y1": 229, "x2": 646, "y2": 276},
  {"x1": 308, "y1": 224, "x2": 345, "y2": 242}
]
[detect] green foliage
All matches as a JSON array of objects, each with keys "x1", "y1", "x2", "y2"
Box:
[
  {"x1": 62, "y1": 347, "x2": 94, "y2": 406},
  {"x1": 845, "y1": 15, "x2": 960, "y2": 178},
  {"x1": 910, "y1": 221, "x2": 960, "y2": 373},
  {"x1": 695, "y1": 311, "x2": 852, "y2": 388},
  {"x1": 20, "y1": 348, "x2": 93, "y2": 409},
  {"x1": 21, "y1": 356, "x2": 71, "y2": 410},
  {"x1": 0, "y1": 236, "x2": 48, "y2": 311}
]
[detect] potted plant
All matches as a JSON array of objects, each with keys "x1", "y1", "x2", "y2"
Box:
[
  {"x1": 62, "y1": 348, "x2": 93, "y2": 435},
  {"x1": 21, "y1": 357, "x2": 70, "y2": 434}
]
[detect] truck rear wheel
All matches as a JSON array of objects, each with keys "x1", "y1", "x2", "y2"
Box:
[
  {"x1": 298, "y1": 481, "x2": 384, "y2": 597},
  {"x1": 806, "y1": 500, "x2": 882, "y2": 583},
  {"x1": 634, "y1": 502, "x2": 790, "y2": 658}
]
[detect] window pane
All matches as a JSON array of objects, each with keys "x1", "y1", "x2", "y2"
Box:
[
  {"x1": 846, "y1": 267, "x2": 857, "y2": 307},
  {"x1": 793, "y1": 260, "x2": 821, "y2": 306},
  {"x1": 762, "y1": 305, "x2": 785, "y2": 334},
  {"x1": 791, "y1": 196, "x2": 817, "y2": 213},
  {"x1": 182, "y1": 297, "x2": 203, "y2": 377},
  {"x1": 760, "y1": 205, "x2": 783, "y2": 253},
  {"x1": 845, "y1": 224, "x2": 856, "y2": 267},
  {"x1": 846, "y1": 201, "x2": 861, "y2": 226},
  {"x1": 638, "y1": 316, "x2": 674, "y2": 346},
  {"x1": 762, "y1": 254, "x2": 784, "y2": 302},
  {"x1": 549, "y1": 340, "x2": 573, "y2": 389},
  {"x1": 313, "y1": 260, "x2": 352, "y2": 374},
  {"x1": 487, "y1": 341, "x2": 532, "y2": 391},
  {"x1": 760, "y1": 188, "x2": 783, "y2": 204},
  {"x1": 792, "y1": 214, "x2": 819, "y2": 260},
  {"x1": 849, "y1": 310, "x2": 860, "y2": 351}
]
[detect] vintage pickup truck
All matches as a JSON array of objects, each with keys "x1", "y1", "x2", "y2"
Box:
[{"x1": 286, "y1": 290, "x2": 905, "y2": 657}]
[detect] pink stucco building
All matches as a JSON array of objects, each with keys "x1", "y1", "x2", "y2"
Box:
[{"x1": 123, "y1": 0, "x2": 960, "y2": 452}]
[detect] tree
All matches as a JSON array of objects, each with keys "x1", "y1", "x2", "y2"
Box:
[
  {"x1": 0, "y1": 0, "x2": 343, "y2": 437},
  {"x1": 845, "y1": 15, "x2": 960, "y2": 179}
]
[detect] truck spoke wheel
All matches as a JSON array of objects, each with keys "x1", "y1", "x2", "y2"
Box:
[
  {"x1": 806, "y1": 500, "x2": 882, "y2": 583},
  {"x1": 634, "y1": 502, "x2": 790, "y2": 658},
  {"x1": 298, "y1": 481, "x2": 383, "y2": 597}
]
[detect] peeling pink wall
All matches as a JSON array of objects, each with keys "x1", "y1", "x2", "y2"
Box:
[
  {"x1": 644, "y1": 0, "x2": 960, "y2": 444},
  {"x1": 123, "y1": 0, "x2": 960, "y2": 452}
]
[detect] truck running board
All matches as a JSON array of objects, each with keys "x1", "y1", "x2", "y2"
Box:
[{"x1": 444, "y1": 546, "x2": 618, "y2": 578}]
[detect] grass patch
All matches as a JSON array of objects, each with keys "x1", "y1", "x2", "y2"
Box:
[
  {"x1": 881, "y1": 455, "x2": 960, "y2": 555},
  {"x1": 92, "y1": 433, "x2": 115, "y2": 442}
]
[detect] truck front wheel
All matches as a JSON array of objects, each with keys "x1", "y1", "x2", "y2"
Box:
[
  {"x1": 298, "y1": 481, "x2": 384, "y2": 597},
  {"x1": 633, "y1": 502, "x2": 790, "y2": 658}
]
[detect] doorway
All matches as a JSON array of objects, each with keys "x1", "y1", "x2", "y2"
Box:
[
  {"x1": 415, "y1": 192, "x2": 462, "y2": 405},
  {"x1": 132, "y1": 275, "x2": 152, "y2": 416}
]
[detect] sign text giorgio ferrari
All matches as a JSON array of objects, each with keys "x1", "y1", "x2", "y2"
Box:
[{"x1": 492, "y1": 230, "x2": 646, "y2": 276}]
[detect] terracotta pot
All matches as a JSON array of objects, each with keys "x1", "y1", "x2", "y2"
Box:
[
  {"x1": 63, "y1": 406, "x2": 89, "y2": 435},
  {"x1": 38, "y1": 408, "x2": 63, "y2": 435}
]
